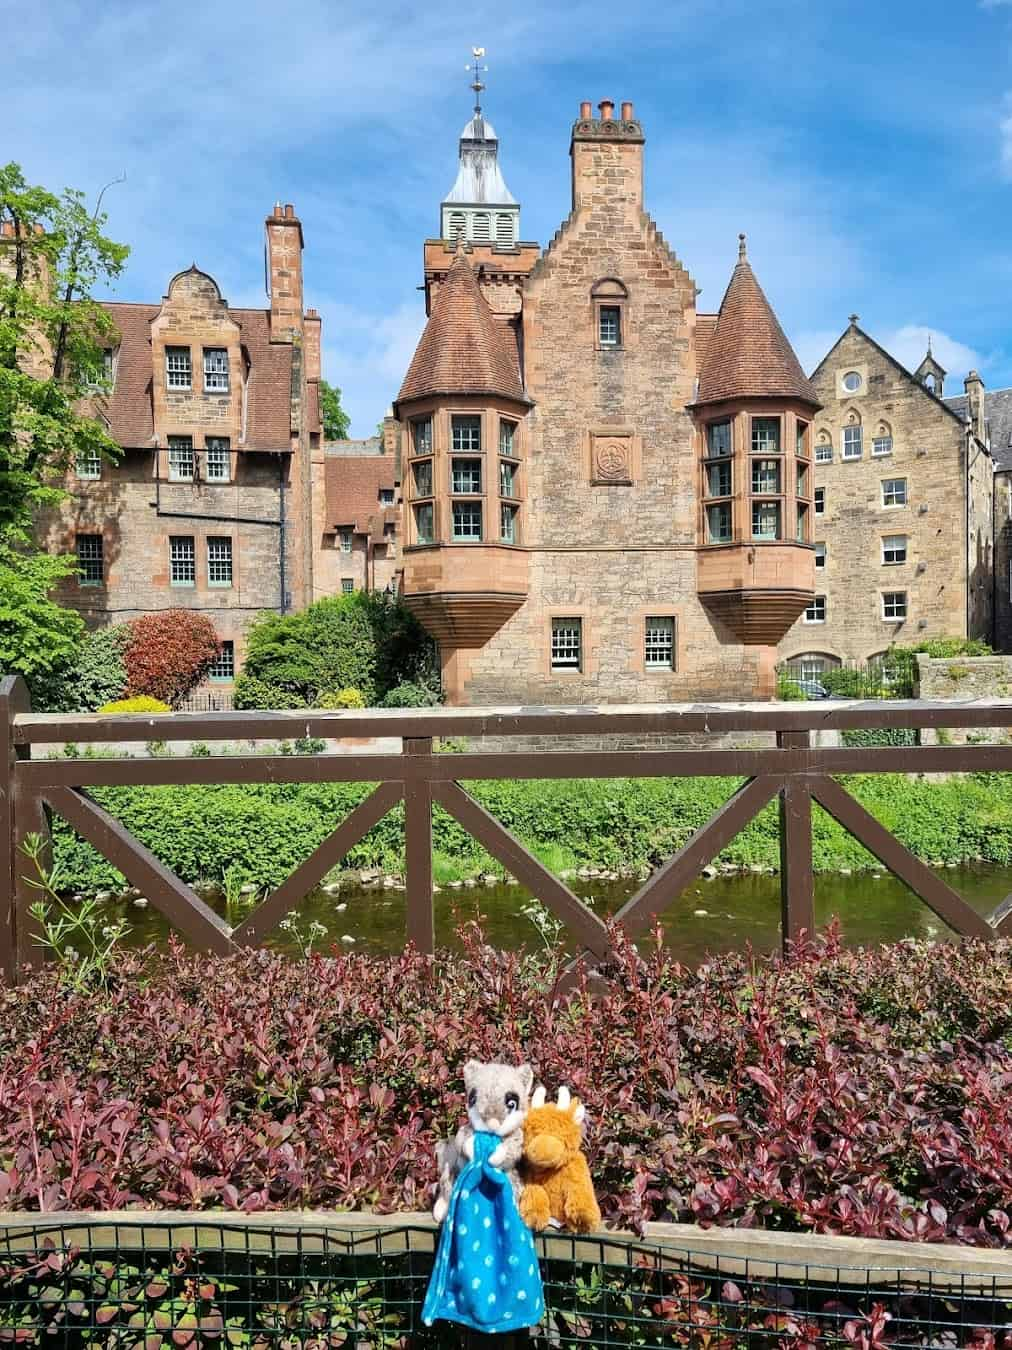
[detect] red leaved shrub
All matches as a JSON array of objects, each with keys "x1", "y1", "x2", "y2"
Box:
[
  {"x1": 123, "y1": 609, "x2": 219, "y2": 705},
  {"x1": 2, "y1": 924, "x2": 1012, "y2": 1245}
]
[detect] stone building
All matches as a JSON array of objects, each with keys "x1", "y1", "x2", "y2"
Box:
[
  {"x1": 314, "y1": 433, "x2": 401, "y2": 600},
  {"x1": 778, "y1": 323, "x2": 995, "y2": 682},
  {"x1": 34, "y1": 203, "x2": 323, "y2": 700},
  {"x1": 395, "y1": 96, "x2": 818, "y2": 705}
]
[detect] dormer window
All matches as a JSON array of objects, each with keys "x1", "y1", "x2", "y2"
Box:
[
  {"x1": 166, "y1": 347, "x2": 191, "y2": 390},
  {"x1": 379, "y1": 487, "x2": 394, "y2": 505},
  {"x1": 203, "y1": 348, "x2": 229, "y2": 392}
]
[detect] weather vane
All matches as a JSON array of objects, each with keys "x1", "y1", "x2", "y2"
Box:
[{"x1": 467, "y1": 46, "x2": 487, "y2": 113}]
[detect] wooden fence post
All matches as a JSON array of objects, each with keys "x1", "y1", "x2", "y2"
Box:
[
  {"x1": 403, "y1": 736, "x2": 434, "y2": 954},
  {"x1": 777, "y1": 730, "x2": 814, "y2": 949},
  {"x1": 0, "y1": 675, "x2": 36, "y2": 984}
]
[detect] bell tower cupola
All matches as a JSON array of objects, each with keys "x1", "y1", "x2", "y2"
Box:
[{"x1": 440, "y1": 48, "x2": 520, "y2": 248}]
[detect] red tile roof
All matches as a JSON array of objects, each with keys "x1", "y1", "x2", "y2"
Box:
[
  {"x1": 325, "y1": 454, "x2": 398, "y2": 534},
  {"x1": 695, "y1": 313, "x2": 718, "y2": 374},
  {"x1": 695, "y1": 243, "x2": 818, "y2": 407},
  {"x1": 98, "y1": 302, "x2": 296, "y2": 450},
  {"x1": 396, "y1": 251, "x2": 527, "y2": 406}
]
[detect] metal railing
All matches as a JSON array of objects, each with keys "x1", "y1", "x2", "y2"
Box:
[{"x1": 4, "y1": 673, "x2": 1012, "y2": 985}]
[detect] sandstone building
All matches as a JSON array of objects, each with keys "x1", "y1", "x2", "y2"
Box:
[
  {"x1": 778, "y1": 326, "x2": 995, "y2": 682},
  {"x1": 395, "y1": 97, "x2": 818, "y2": 704}
]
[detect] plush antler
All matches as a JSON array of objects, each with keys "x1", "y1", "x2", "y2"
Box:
[
  {"x1": 556, "y1": 1085, "x2": 571, "y2": 1111},
  {"x1": 531, "y1": 1085, "x2": 547, "y2": 1109}
]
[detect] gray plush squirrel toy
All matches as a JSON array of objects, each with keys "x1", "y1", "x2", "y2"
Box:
[{"x1": 432, "y1": 1060, "x2": 534, "y2": 1223}]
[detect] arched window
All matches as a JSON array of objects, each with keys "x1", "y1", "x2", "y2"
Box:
[
  {"x1": 815, "y1": 428, "x2": 833, "y2": 462},
  {"x1": 448, "y1": 212, "x2": 465, "y2": 241},
  {"x1": 872, "y1": 419, "x2": 893, "y2": 457},
  {"x1": 841, "y1": 409, "x2": 863, "y2": 460},
  {"x1": 782, "y1": 652, "x2": 840, "y2": 686},
  {"x1": 591, "y1": 278, "x2": 628, "y2": 350},
  {"x1": 923, "y1": 373, "x2": 936, "y2": 393},
  {"x1": 472, "y1": 212, "x2": 491, "y2": 241},
  {"x1": 495, "y1": 213, "x2": 514, "y2": 244}
]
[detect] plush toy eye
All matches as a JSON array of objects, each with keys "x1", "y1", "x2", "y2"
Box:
[
  {"x1": 505, "y1": 1092, "x2": 519, "y2": 1112},
  {"x1": 467, "y1": 1089, "x2": 477, "y2": 1108}
]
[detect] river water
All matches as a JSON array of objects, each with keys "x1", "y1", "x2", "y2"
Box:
[{"x1": 119, "y1": 863, "x2": 1012, "y2": 965}]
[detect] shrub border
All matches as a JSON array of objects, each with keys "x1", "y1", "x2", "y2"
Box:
[{"x1": 2, "y1": 1212, "x2": 1010, "y2": 1287}]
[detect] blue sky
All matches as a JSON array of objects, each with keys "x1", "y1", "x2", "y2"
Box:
[{"x1": 7, "y1": 0, "x2": 1012, "y2": 434}]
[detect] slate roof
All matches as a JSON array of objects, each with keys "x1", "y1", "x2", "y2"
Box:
[
  {"x1": 396, "y1": 251, "x2": 527, "y2": 406},
  {"x1": 324, "y1": 454, "x2": 398, "y2": 534},
  {"x1": 946, "y1": 387, "x2": 1012, "y2": 470},
  {"x1": 98, "y1": 302, "x2": 296, "y2": 451},
  {"x1": 695, "y1": 244, "x2": 818, "y2": 407}
]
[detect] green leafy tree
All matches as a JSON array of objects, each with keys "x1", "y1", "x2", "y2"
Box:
[
  {"x1": 0, "y1": 162, "x2": 129, "y2": 697},
  {"x1": 319, "y1": 377, "x2": 351, "y2": 440}
]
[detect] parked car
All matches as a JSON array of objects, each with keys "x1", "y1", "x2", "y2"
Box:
[{"x1": 784, "y1": 678, "x2": 830, "y2": 699}]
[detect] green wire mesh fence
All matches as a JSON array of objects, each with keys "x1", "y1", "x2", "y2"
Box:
[{"x1": 1, "y1": 1220, "x2": 1011, "y2": 1349}]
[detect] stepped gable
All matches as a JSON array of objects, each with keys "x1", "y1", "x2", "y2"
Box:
[
  {"x1": 397, "y1": 248, "x2": 526, "y2": 405},
  {"x1": 695, "y1": 237, "x2": 818, "y2": 407}
]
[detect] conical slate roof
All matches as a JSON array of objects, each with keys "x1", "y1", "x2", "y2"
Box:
[
  {"x1": 695, "y1": 237, "x2": 818, "y2": 407},
  {"x1": 397, "y1": 250, "x2": 526, "y2": 405}
]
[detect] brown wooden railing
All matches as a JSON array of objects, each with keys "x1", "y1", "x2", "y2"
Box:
[{"x1": 4, "y1": 672, "x2": 1012, "y2": 986}]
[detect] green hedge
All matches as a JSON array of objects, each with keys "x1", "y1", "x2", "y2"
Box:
[{"x1": 48, "y1": 771, "x2": 1012, "y2": 892}]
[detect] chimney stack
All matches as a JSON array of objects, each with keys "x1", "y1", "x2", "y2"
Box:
[
  {"x1": 571, "y1": 97, "x2": 645, "y2": 213},
  {"x1": 964, "y1": 369, "x2": 987, "y2": 441},
  {"x1": 265, "y1": 202, "x2": 304, "y2": 341}
]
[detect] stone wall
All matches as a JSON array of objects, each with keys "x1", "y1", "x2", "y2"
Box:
[
  {"x1": 994, "y1": 471, "x2": 1012, "y2": 653},
  {"x1": 916, "y1": 653, "x2": 1012, "y2": 745},
  {"x1": 780, "y1": 326, "x2": 982, "y2": 670}
]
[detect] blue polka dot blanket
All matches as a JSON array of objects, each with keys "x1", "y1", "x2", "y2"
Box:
[{"x1": 422, "y1": 1128, "x2": 544, "y2": 1333}]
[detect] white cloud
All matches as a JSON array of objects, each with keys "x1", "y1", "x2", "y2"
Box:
[
  {"x1": 878, "y1": 325, "x2": 982, "y2": 383},
  {"x1": 321, "y1": 301, "x2": 426, "y2": 436}
]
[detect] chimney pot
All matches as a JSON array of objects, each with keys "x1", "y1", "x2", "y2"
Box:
[
  {"x1": 284, "y1": 203, "x2": 295, "y2": 219},
  {"x1": 306, "y1": 307, "x2": 318, "y2": 318},
  {"x1": 598, "y1": 99, "x2": 614, "y2": 120},
  {"x1": 579, "y1": 100, "x2": 592, "y2": 119},
  {"x1": 273, "y1": 203, "x2": 283, "y2": 219},
  {"x1": 621, "y1": 100, "x2": 633, "y2": 120}
]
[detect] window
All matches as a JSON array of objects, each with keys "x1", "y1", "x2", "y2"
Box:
[
  {"x1": 207, "y1": 537, "x2": 233, "y2": 586},
  {"x1": 165, "y1": 346, "x2": 191, "y2": 389},
  {"x1": 843, "y1": 371, "x2": 862, "y2": 393},
  {"x1": 496, "y1": 213, "x2": 514, "y2": 245},
  {"x1": 815, "y1": 437, "x2": 832, "y2": 463},
  {"x1": 412, "y1": 460, "x2": 433, "y2": 497},
  {"x1": 209, "y1": 641, "x2": 235, "y2": 682},
  {"x1": 451, "y1": 415, "x2": 481, "y2": 452},
  {"x1": 872, "y1": 435, "x2": 893, "y2": 457},
  {"x1": 882, "y1": 591, "x2": 907, "y2": 620},
  {"x1": 414, "y1": 502, "x2": 434, "y2": 544},
  {"x1": 341, "y1": 579, "x2": 355, "y2": 594},
  {"x1": 796, "y1": 421, "x2": 809, "y2": 456},
  {"x1": 452, "y1": 458, "x2": 482, "y2": 494},
  {"x1": 881, "y1": 478, "x2": 907, "y2": 507},
  {"x1": 796, "y1": 503, "x2": 809, "y2": 542},
  {"x1": 448, "y1": 212, "x2": 465, "y2": 241},
  {"x1": 205, "y1": 437, "x2": 230, "y2": 482},
  {"x1": 76, "y1": 448, "x2": 102, "y2": 480},
  {"x1": 814, "y1": 487, "x2": 825, "y2": 515},
  {"x1": 501, "y1": 503, "x2": 518, "y2": 543},
  {"x1": 84, "y1": 349, "x2": 113, "y2": 389},
  {"x1": 882, "y1": 534, "x2": 907, "y2": 565},
  {"x1": 706, "y1": 420, "x2": 732, "y2": 458},
  {"x1": 203, "y1": 348, "x2": 229, "y2": 392},
  {"x1": 472, "y1": 212, "x2": 490, "y2": 241},
  {"x1": 644, "y1": 616, "x2": 675, "y2": 670},
  {"x1": 804, "y1": 595, "x2": 827, "y2": 623},
  {"x1": 705, "y1": 460, "x2": 731, "y2": 497},
  {"x1": 751, "y1": 417, "x2": 780, "y2": 453},
  {"x1": 815, "y1": 542, "x2": 826, "y2": 569},
  {"x1": 169, "y1": 536, "x2": 195, "y2": 586},
  {"x1": 599, "y1": 306, "x2": 621, "y2": 347},
  {"x1": 751, "y1": 500, "x2": 781, "y2": 540},
  {"x1": 168, "y1": 435, "x2": 194, "y2": 481},
  {"x1": 796, "y1": 461, "x2": 808, "y2": 497},
  {"x1": 499, "y1": 460, "x2": 518, "y2": 498},
  {"x1": 412, "y1": 418, "x2": 433, "y2": 455},
  {"x1": 76, "y1": 533, "x2": 103, "y2": 585},
  {"x1": 379, "y1": 488, "x2": 395, "y2": 505},
  {"x1": 499, "y1": 420, "x2": 517, "y2": 457},
  {"x1": 751, "y1": 459, "x2": 780, "y2": 494},
  {"x1": 551, "y1": 617, "x2": 582, "y2": 671},
  {"x1": 842, "y1": 425, "x2": 863, "y2": 459},
  {"x1": 339, "y1": 530, "x2": 353, "y2": 553},
  {"x1": 451, "y1": 500, "x2": 482, "y2": 540},
  {"x1": 706, "y1": 502, "x2": 732, "y2": 543},
  {"x1": 796, "y1": 655, "x2": 827, "y2": 683}
]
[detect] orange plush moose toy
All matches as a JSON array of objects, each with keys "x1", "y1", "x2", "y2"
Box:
[{"x1": 519, "y1": 1085, "x2": 601, "y2": 1233}]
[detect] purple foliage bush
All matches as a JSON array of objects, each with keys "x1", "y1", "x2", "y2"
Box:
[{"x1": 2, "y1": 924, "x2": 1012, "y2": 1246}]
